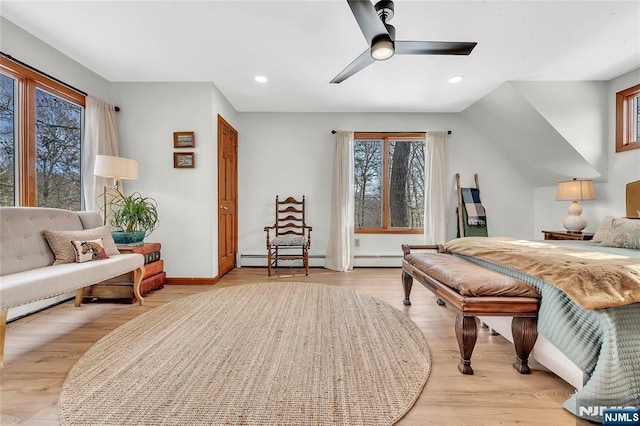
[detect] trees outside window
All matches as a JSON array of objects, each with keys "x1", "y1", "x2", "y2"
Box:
[
  {"x1": 35, "y1": 88, "x2": 82, "y2": 209},
  {"x1": 0, "y1": 56, "x2": 84, "y2": 208},
  {"x1": 354, "y1": 133, "x2": 425, "y2": 233}
]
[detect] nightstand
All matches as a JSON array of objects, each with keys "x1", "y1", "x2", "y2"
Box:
[{"x1": 542, "y1": 231, "x2": 594, "y2": 241}]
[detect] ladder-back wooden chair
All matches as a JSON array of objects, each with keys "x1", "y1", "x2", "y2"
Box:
[{"x1": 264, "y1": 196, "x2": 312, "y2": 276}]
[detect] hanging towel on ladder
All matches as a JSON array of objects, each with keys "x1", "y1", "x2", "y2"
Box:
[{"x1": 461, "y1": 188, "x2": 486, "y2": 227}]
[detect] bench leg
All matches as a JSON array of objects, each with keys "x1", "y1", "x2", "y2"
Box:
[
  {"x1": 511, "y1": 317, "x2": 538, "y2": 374},
  {"x1": 402, "y1": 270, "x2": 413, "y2": 305},
  {"x1": 455, "y1": 314, "x2": 478, "y2": 375}
]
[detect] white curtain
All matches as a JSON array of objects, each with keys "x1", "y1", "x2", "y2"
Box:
[
  {"x1": 325, "y1": 131, "x2": 355, "y2": 272},
  {"x1": 423, "y1": 131, "x2": 449, "y2": 244},
  {"x1": 82, "y1": 96, "x2": 120, "y2": 212}
]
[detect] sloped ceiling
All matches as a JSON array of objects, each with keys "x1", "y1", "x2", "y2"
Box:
[
  {"x1": 461, "y1": 82, "x2": 603, "y2": 187},
  {"x1": 511, "y1": 81, "x2": 609, "y2": 175}
]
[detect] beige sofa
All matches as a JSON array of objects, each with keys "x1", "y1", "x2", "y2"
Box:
[{"x1": 0, "y1": 207, "x2": 145, "y2": 369}]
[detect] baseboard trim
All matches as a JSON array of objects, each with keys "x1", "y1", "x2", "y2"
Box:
[{"x1": 166, "y1": 277, "x2": 219, "y2": 285}]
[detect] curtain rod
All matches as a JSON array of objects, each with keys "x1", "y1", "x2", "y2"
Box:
[
  {"x1": 1, "y1": 52, "x2": 120, "y2": 112},
  {"x1": 331, "y1": 130, "x2": 451, "y2": 135}
]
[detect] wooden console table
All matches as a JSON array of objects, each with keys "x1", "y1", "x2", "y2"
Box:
[{"x1": 83, "y1": 242, "x2": 166, "y2": 304}]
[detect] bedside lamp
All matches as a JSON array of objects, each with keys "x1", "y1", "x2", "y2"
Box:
[
  {"x1": 556, "y1": 178, "x2": 595, "y2": 232},
  {"x1": 94, "y1": 155, "x2": 138, "y2": 225}
]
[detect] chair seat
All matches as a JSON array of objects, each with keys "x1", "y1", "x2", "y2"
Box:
[{"x1": 271, "y1": 236, "x2": 308, "y2": 247}]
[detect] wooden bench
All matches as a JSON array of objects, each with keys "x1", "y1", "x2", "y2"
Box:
[{"x1": 401, "y1": 244, "x2": 540, "y2": 375}]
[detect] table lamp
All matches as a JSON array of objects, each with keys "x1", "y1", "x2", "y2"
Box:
[
  {"x1": 94, "y1": 155, "x2": 138, "y2": 225},
  {"x1": 555, "y1": 178, "x2": 595, "y2": 232}
]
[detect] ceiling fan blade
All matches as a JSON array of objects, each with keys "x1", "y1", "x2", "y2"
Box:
[
  {"x1": 395, "y1": 41, "x2": 477, "y2": 56},
  {"x1": 347, "y1": 0, "x2": 389, "y2": 45},
  {"x1": 330, "y1": 48, "x2": 375, "y2": 84}
]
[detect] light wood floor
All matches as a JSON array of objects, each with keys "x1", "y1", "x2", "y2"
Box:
[{"x1": 1, "y1": 267, "x2": 591, "y2": 425}]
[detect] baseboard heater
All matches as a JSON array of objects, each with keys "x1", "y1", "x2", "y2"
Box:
[{"x1": 238, "y1": 254, "x2": 403, "y2": 268}]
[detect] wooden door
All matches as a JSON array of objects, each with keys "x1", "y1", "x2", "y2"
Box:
[{"x1": 217, "y1": 115, "x2": 238, "y2": 277}]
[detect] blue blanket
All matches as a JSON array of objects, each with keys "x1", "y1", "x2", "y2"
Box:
[{"x1": 453, "y1": 252, "x2": 640, "y2": 423}]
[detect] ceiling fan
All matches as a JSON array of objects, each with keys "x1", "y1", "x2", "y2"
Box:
[{"x1": 330, "y1": 0, "x2": 477, "y2": 84}]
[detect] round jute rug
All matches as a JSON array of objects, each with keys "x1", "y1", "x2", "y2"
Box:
[{"x1": 59, "y1": 282, "x2": 431, "y2": 425}]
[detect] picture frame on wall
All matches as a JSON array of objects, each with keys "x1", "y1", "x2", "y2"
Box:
[
  {"x1": 173, "y1": 131, "x2": 195, "y2": 148},
  {"x1": 174, "y1": 152, "x2": 195, "y2": 168}
]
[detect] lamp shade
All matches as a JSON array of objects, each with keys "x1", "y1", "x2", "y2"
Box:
[
  {"x1": 94, "y1": 155, "x2": 138, "y2": 180},
  {"x1": 556, "y1": 179, "x2": 595, "y2": 201}
]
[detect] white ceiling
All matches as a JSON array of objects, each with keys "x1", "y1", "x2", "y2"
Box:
[{"x1": 2, "y1": 0, "x2": 639, "y2": 113}]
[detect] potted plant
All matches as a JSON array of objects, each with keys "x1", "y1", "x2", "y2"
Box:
[{"x1": 107, "y1": 190, "x2": 159, "y2": 245}]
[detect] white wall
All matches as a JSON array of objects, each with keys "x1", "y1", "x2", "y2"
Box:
[
  {"x1": 111, "y1": 82, "x2": 239, "y2": 278},
  {"x1": 1, "y1": 17, "x2": 112, "y2": 102},
  {"x1": 533, "y1": 68, "x2": 640, "y2": 234},
  {"x1": 237, "y1": 112, "x2": 534, "y2": 267}
]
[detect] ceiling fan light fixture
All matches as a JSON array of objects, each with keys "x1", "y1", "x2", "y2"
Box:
[{"x1": 371, "y1": 36, "x2": 395, "y2": 61}]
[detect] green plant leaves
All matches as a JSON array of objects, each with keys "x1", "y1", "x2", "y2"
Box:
[{"x1": 107, "y1": 190, "x2": 159, "y2": 237}]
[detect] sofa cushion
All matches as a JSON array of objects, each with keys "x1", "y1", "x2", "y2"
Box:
[
  {"x1": 43, "y1": 226, "x2": 119, "y2": 265},
  {"x1": 0, "y1": 207, "x2": 87, "y2": 275},
  {"x1": 0, "y1": 253, "x2": 144, "y2": 310},
  {"x1": 71, "y1": 238, "x2": 109, "y2": 263}
]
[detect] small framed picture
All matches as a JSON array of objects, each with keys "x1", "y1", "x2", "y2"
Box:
[
  {"x1": 174, "y1": 152, "x2": 195, "y2": 168},
  {"x1": 173, "y1": 131, "x2": 195, "y2": 148}
]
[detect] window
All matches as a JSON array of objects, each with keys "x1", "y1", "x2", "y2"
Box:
[
  {"x1": 616, "y1": 83, "x2": 640, "y2": 153},
  {"x1": 0, "y1": 56, "x2": 85, "y2": 208},
  {"x1": 354, "y1": 133, "x2": 425, "y2": 233}
]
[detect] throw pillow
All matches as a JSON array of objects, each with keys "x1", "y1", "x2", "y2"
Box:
[
  {"x1": 43, "y1": 225, "x2": 120, "y2": 265},
  {"x1": 71, "y1": 238, "x2": 109, "y2": 263},
  {"x1": 592, "y1": 215, "x2": 614, "y2": 243},
  {"x1": 593, "y1": 216, "x2": 637, "y2": 243},
  {"x1": 599, "y1": 220, "x2": 640, "y2": 249},
  {"x1": 611, "y1": 217, "x2": 634, "y2": 230}
]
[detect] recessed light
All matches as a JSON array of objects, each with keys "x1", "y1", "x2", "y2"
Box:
[
  {"x1": 448, "y1": 75, "x2": 464, "y2": 84},
  {"x1": 255, "y1": 75, "x2": 268, "y2": 83}
]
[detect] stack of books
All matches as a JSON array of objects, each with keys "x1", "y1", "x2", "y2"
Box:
[{"x1": 83, "y1": 242, "x2": 166, "y2": 304}]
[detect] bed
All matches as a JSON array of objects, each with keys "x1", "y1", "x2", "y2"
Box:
[{"x1": 443, "y1": 180, "x2": 640, "y2": 422}]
